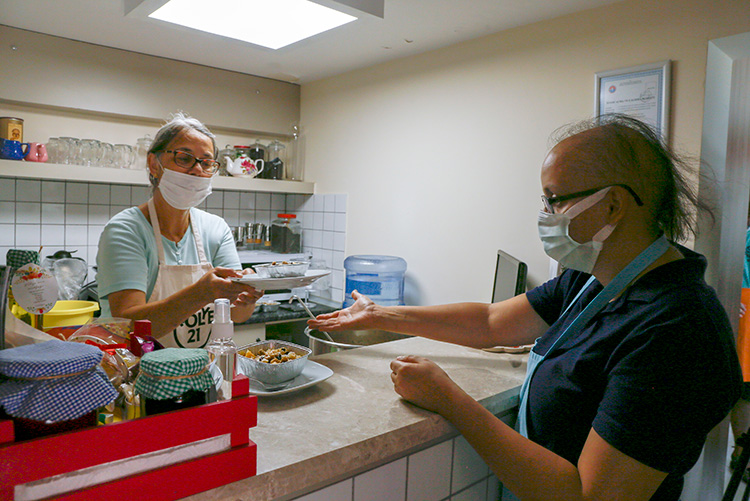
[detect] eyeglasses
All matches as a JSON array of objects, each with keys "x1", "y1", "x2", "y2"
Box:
[
  {"x1": 163, "y1": 149, "x2": 220, "y2": 176},
  {"x1": 541, "y1": 184, "x2": 644, "y2": 213}
]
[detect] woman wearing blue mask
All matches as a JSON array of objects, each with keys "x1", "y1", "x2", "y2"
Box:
[
  {"x1": 310, "y1": 115, "x2": 742, "y2": 500},
  {"x1": 97, "y1": 112, "x2": 263, "y2": 348}
]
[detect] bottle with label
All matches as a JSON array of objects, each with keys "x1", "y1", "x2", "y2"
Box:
[{"x1": 206, "y1": 298, "x2": 237, "y2": 401}]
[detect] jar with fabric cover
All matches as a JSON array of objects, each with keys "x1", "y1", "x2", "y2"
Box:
[
  {"x1": 135, "y1": 348, "x2": 215, "y2": 416},
  {"x1": 0, "y1": 339, "x2": 118, "y2": 441}
]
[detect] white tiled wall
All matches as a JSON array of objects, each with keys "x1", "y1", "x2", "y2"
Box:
[
  {"x1": 294, "y1": 435, "x2": 501, "y2": 501},
  {"x1": 0, "y1": 177, "x2": 347, "y2": 302}
]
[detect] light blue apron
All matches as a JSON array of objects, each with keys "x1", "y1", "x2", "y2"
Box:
[{"x1": 516, "y1": 235, "x2": 670, "y2": 437}]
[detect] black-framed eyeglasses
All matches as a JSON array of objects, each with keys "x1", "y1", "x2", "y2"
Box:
[
  {"x1": 541, "y1": 184, "x2": 644, "y2": 213},
  {"x1": 163, "y1": 149, "x2": 220, "y2": 176}
]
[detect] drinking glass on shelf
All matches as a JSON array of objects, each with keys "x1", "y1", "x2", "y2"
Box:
[
  {"x1": 80, "y1": 139, "x2": 102, "y2": 167},
  {"x1": 114, "y1": 144, "x2": 135, "y2": 169},
  {"x1": 99, "y1": 142, "x2": 115, "y2": 168},
  {"x1": 45, "y1": 138, "x2": 65, "y2": 165},
  {"x1": 59, "y1": 137, "x2": 80, "y2": 165}
]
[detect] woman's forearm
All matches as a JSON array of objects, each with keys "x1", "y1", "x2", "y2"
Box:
[
  {"x1": 110, "y1": 282, "x2": 211, "y2": 337},
  {"x1": 442, "y1": 390, "x2": 584, "y2": 501},
  {"x1": 372, "y1": 295, "x2": 546, "y2": 348}
]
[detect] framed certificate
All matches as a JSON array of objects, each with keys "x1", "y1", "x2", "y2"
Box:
[{"x1": 595, "y1": 60, "x2": 671, "y2": 139}]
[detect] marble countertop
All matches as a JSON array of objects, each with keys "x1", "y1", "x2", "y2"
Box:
[{"x1": 184, "y1": 336, "x2": 527, "y2": 501}]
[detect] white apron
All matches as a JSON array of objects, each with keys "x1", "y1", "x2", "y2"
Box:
[{"x1": 147, "y1": 199, "x2": 215, "y2": 348}]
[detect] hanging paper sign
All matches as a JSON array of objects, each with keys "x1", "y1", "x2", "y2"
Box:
[{"x1": 12, "y1": 263, "x2": 58, "y2": 314}]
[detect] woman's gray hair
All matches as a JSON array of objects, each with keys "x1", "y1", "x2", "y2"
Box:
[
  {"x1": 147, "y1": 111, "x2": 217, "y2": 187},
  {"x1": 549, "y1": 114, "x2": 711, "y2": 242}
]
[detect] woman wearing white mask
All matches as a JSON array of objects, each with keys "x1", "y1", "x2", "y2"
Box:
[
  {"x1": 97, "y1": 112, "x2": 263, "y2": 348},
  {"x1": 309, "y1": 115, "x2": 742, "y2": 500}
]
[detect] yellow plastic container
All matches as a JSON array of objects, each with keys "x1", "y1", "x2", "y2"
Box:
[{"x1": 42, "y1": 300, "x2": 99, "y2": 330}]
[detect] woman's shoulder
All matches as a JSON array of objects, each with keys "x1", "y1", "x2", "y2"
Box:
[
  {"x1": 106, "y1": 206, "x2": 147, "y2": 227},
  {"x1": 102, "y1": 207, "x2": 151, "y2": 242}
]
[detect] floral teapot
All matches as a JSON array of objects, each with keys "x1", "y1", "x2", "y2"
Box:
[{"x1": 225, "y1": 154, "x2": 264, "y2": 178}]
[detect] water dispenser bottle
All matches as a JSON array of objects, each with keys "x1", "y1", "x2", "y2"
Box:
[{"x1": 343, "y1": 255, "x2": 407, "y2": 308}]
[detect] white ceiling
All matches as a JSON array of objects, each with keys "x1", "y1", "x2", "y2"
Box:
[{"x1": 0, "y1": 0, "x2": 623, "y2": 84}]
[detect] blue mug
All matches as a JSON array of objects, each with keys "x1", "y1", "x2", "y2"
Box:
[{"x1": 0, "y1": 138, "x2": 29, "y2": 160}]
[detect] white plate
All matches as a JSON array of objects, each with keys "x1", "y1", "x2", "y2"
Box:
[
  {"x1": 245, "y1": 360, "x2": 334, "y2": 396},
  {"x1": 231, "y1": 270, "x2": 331, "y2": 290}
]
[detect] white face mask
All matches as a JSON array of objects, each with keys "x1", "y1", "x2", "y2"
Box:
[
  {"x1": 157, "y1": 166, "x2": 213, "y2": 210},
  {"x1": 537, "y1": 187, "x2": 616, "y2": 273}
]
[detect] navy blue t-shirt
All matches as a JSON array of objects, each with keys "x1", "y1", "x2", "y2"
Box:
[{"x1": 525, "y1": 245, "x2": 741, "y2": 500}]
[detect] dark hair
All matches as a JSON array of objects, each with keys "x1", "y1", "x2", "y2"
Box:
[
  {"x1": 147, "y1": 111, "x2": 217, "y2": 187},
  {"x1": 549, "y1": 114, "x2": 709, "y2": 242}
]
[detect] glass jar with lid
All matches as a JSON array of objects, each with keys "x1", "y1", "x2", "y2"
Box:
[
  {"x1": 264, "y1": 140, "x2": 286, "y2": 180},
  {"x1": 270, "y1": 214, "x2": 302, "y2": 253},
  {"x1": 0, "y1": 339, "x2": 118, "y2": 441},
  {"x1": 134, "y1": 134, "x2": 152, "y2": 170},
  {"x1": 248, "y1": 139, "x2": 266, "y2": 162},
  {"x1": 135, "y1": 348, "x2": 215, "y2": 416},
  {"x1": 217, "y1": 144, "x2": 236, "y2": 176}
]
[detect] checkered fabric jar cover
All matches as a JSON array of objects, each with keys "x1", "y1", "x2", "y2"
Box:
[
  {"x1": 0, "y1": 339, "x2": 118, "y2": 422},
  {"x1": 5, "y1": 249, "x2": 40, "y2": 269},
  {"x1": 135, "y1": 348, "x2": 212, "y2": 400}
]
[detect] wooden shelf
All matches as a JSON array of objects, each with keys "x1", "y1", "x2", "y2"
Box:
[{"x1": 0, "y1": 159, "x2": 315, "y2": 194}]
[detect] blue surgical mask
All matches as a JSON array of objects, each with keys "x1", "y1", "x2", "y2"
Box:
[{"x1": 537, "y1": 187, "x2": 616, "y2": 273}]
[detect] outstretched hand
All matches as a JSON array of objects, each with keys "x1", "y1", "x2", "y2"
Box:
[{"x1": 307, "y1": 290, "x2": 376, "y2": 332}]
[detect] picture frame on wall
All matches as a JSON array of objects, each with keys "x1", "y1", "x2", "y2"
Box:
[{"x1": 595, "y1": 60, "x2": 671, "y2": 139}]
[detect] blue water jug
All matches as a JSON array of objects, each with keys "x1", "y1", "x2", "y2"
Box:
[{"x1": 343, "y1": 255, "x2": 407, "y2": 308}]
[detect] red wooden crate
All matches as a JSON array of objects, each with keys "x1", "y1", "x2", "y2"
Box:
[{"x1": 0, "y1": 376, "x2": 257, "y2": 501}]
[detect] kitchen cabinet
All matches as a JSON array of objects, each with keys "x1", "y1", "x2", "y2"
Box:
[{"x1": 0, "y1": 159, "x2": 314, "y2": 194}]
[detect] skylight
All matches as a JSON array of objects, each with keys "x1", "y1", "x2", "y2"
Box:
[{"x1": 149, "y1": 0, "x2": 357, "y2": 50}]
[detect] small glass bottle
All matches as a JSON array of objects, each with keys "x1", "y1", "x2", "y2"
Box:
[{"x1": 206, "y1": 298, "x2": 237, "y2": 401}]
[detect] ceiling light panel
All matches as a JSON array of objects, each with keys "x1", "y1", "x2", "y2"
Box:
[{"x1": 149, "y1": 0, "x2": 357, "y2": 50}]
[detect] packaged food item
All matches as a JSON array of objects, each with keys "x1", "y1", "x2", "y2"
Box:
[
  {"x1": 0, "y1": 117, "x2": 23, "y2": 142},
  {"x1": 0, "y1": 339, "x2": 118, "y2": 441},
  {"x1": 69, "y1": 317, "x2": 132, "y2": 345},
  {"x1": 128, "y1": 319, "x2": 161, "y2": 357}
]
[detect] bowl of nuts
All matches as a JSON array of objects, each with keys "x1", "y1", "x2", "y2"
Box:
[{"x1": 237, "y1": 340, "x2": 311, "y2": 385}]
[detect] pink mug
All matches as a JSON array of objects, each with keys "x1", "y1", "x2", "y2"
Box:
[{"x1": 25, "y1": 142, "x2": 48, "y2": 162}]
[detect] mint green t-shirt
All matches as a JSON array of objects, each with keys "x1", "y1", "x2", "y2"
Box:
[{"x1": 96, "y1": 206, "x2": 241, "y2": 317}]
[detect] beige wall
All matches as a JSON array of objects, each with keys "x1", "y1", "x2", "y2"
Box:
[{"x1": 301, "y1": 0, "x2": 750, "y2": 305}]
